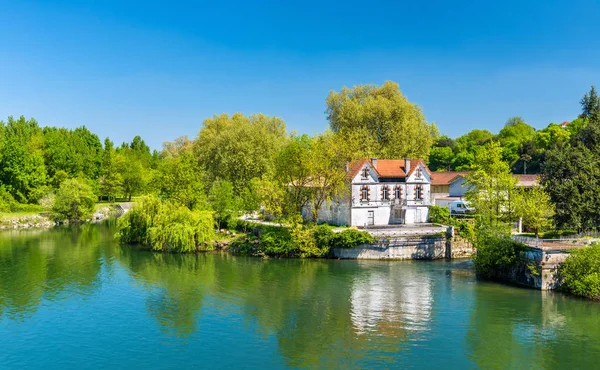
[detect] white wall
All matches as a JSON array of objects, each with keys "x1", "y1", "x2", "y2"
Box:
[{"x1": 449, "y1": 177, "x2": 470, "y2": 197}]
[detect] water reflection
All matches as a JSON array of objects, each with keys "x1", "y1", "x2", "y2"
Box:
[
  {"x1": 2, "y1": 223, "x2": 600, "y2": 369},
  {"x1": 350, "y1": 262, "x2": 433, "y2": 336},
  {"x1": 0, "y1": 223, "x2": 113, "y2": 321}
]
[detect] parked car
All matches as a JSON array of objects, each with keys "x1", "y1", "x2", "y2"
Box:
[{"x1": 450, "y1": 200, "x2": 474, "y2": 215}]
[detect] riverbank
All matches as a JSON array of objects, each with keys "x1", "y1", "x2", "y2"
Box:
[{"x1": 0, "y1": 204, "x2": 118, "y2": 230}]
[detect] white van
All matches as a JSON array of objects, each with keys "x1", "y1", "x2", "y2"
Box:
[{"x1": 450, "y1": 200, "x2": 473, "y2": 215}]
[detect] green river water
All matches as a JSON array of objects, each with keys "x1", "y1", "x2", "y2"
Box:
[{"x1": 1, "y1": 221, "x2": 600, "y2": 369}]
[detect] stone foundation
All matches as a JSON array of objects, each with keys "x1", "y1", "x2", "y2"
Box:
[
  {"x1": 333, "y1": 235, "x2": 475, "y2": 260},
  {"x1": 489, "y1": 248, "x2": 570, "y2": 290}
]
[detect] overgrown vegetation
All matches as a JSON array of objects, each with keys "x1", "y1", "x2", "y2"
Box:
[
  {"x1": 231, "y1": 222, "x2": 374, "y2": 258},
  {"x1": 429, "y1": 205, "x2": 450, "y2": 224},
  {"x1": 116, "y1": 196, "x2": 215, "y2": 253},
  {"x1": 51, "y1": 179, "x2": 96, "y2": 222},
  {"x1": 473, "y1": 226, "x2": 526, "y2": 278},
  {"x1": 559, "y1": 244, "x2": 600, "y2": 299}
]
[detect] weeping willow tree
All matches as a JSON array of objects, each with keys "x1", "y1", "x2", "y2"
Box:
[{"x1": 117, "y1": 196, "x2": 214, "y2": 253}]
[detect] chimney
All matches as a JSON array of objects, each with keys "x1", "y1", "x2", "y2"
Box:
[
  {"x1": 371, "y1": 158, "x2": 377, "y2": 168},
  {"x1": 405, "y1": 158, "x2": 411, "y2": 174}
]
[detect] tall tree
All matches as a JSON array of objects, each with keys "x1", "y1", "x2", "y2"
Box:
[
  {"x1": 275, "y1": 135, "x2": 313, "y2": 216},
  {"x1": 515, "y1": 185, "x2": 555, "y2": 237},
  {"x1": 466, "y1": 141, "x2": 518, "y2": 227},
  {"x1": 99, "y1": 138, "x2": 122, "y2": 201},
  {"x1": 307, "y1": 132, "x2": 348, "y2": 222},
  {"x1": 156, "y1": 151, "x2": 207, "y2": 211},
  {"x1": 208, "y1": 179, "x2": 239, "y2": 229},
  {"x1": 542, "y1": 87, "x2": 600, "y2": 230},
  {"x1": 0, "y1": 116, "x2": 47, "y2": 202},
  {"x1": 326, "y1": 81, "x2": 438, "y2": 159},
  {"x1": 195, "y1": 113, "x2": 288, "y2": 192}
]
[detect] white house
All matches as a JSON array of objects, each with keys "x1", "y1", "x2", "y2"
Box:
[{"x1": 304, "y1": 158, "x2": 432, "y2": 226}]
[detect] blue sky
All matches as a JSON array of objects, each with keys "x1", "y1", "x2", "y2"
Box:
[{"x1": 1, "y1": 0, "x2": 600, "y2": 149}]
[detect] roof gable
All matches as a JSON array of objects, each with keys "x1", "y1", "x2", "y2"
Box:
[{"x1": 346, "y1": 158, "x2": 431, "y2": 180}]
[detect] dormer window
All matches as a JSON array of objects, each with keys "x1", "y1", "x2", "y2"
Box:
[
  {"x1": 360, "y1": 185, "x2": 370, "y2": 202},
  {"x1": 362, "y1": 167, "x2": 369, "y2": 179}
]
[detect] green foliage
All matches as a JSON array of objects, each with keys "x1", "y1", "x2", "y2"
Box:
[
  {"x1": 0, "y1": 116, "x2": 47, "y2": 203},
  {"x1": 455, "y1": 220, "x2": 475, "y2": 241},
  {"x1": 195, "y1": 113, "x2": 287, "y2": 192},
  {"x1": 429, "y1": 205, "x2": 450, "y2": 224},
  {"x1": 326, "y1": 81, "x2": 438, "y2": 159},
  {"x1": 466, "y1": 141, "x2": 518, "y2": 227},
  {"x1": 149, "y1": 205, "x2": 214, "y2": 253},
  {"x1": 209, "y1": 179, "x2": 240, "y2": 229},
  {"x1": 117, "y1": 196, "x2": 214, "y2": 253},
  {"x1": 156, "y1": 151, "x2": 207, "y2": 211},
  {"x1": 330, "y1": 229, "x2": 375, "y2": 249},
  {"x1": 428, "y1": 146, "x2": 454, "y2": 171},
  {"x1": 51, "y1": 178, "x2": 96, "y2": 222},
  {"x1": 116, "y1": 196, "x2": 162, "y2": 245},
  {"x1": 514, "y1": 185, "x2": 555, "y2": 236},
  {"x1": 231, "y1": 222, "x2": 373, "y2": 258},
  {"x1": 559, "y1": 244, "x2": 600, "y2": 299},
  {"x1": 474, "y1": 232, "x2": 526, "y2": 278},
  {"x1": 542, "y1": 87, "x2": 600, "y2": 230}
]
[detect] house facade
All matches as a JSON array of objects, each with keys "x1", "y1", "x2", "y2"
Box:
[
  {"x1": 430, "y1": 172, "x2": 541, "y2": 207},
  {"x1": 305, "y1": 158, "x2": 432, "y2": 226}
]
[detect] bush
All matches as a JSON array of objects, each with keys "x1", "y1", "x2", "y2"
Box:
[
  {"x1": 474, "y1": 234, "x2": 526, "y2": 278},
  {"x1": 117, "y1": 196, "x2": 215, "y2": 253},
  {"x1": 559, "y1": 244, "x2": 600, "y2": 299},
  {"x1": 455, "y1": 220, "x2": 475, "y2": 241},
  {"x1": 313, "y1": 225, "x2": 335, "y2": 248},
  {"x1": 51, "y1": 179, "x2": 96, "y2": 221},
  {"x1": 330, "y1": 229, "x2": 375, "y2": 249},
  {"x1": 429, "y1": 205, "x2": 450, "y2": 224},
  {"x1": 0, "y1": 187, "x2": 44, "y2": 213}
]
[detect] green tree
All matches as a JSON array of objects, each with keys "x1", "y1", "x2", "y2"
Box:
[
  {"x1": 307, "y1": 132, "x2": 348, "y2": 222},
  {"x1": 498, "y1": 117, "x2": 536, "y2": 170},
  {"x1": 326, "y1": 81, "x2": 438, "y2": 159},
  {"x1": 515, "y1": 185, "x2": 555, "y2": 237},
  {"x1": 429, "y1": 146, "x2": 454, "y2": 171},
  {"x1": 195, "y1": 113, "x2": 287, "y2": 192},
  {"x1": 156, "y1": 151, "x2": 207, "y2": 211},
  {"x1": 275, "y1": 135, "x2": 313, "y2": 216},
  {"x1": 0, "y1": 116, "x2": 47, "y2": 202},
  {"x1": 580, "y1": 85, "x2": 600, "y2": 122},
  {"x1": 208, "y1": 179, "x2": 239, "y2": 229},
  {"x1": 466, "y1": 141, "x2": 518, "y2": 228},
  {"x1": 51, "y1": 178, "x2": 96, "y2": 222},
  {"x1": 99, "y1": 138, "x2": 122, "y2": 201},
  {"x1": 543, "y1": 87, "x2": 600, "y2": 230}
]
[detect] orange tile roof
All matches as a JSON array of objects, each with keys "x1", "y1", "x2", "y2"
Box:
[
  {"x1": 431, "y1": 171, "x2": 469, "y2": 185},
  {"x1": 346, "y1": 158, "x2": 431, "y2": 179}
]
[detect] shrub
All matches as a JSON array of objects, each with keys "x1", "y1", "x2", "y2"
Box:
[
  {"x1": 559, "y1": 244, "x2": 600, "y2": 299},
  {"x1": 331, "y1": 229, "x2": 375, "y2": 249},
  {"x1": 474, "y1": 235, "x2": 526, "y2": 278},
  {"x1": 313, "y1": 224, "x2": 335, "y2": 248},
  {"x1": 51, "y1": 179, "x2": 96, "y2": 222},
  {"x1": 429, "y1": 205, "x2": 450, "y2": 224},
  {"x1": 455, "y1": 220, "x2": 475, "y2": 241}
]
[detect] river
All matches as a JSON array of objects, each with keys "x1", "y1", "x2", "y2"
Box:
[{"x1": 1, "y1": 221, "x2": 599, "y2": 369}]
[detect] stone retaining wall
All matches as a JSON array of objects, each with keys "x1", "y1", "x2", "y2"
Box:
[
  {"x1": 489, "y1": 248, "x2": 570, "y2": 290},
  {"x1": 333, "y1": 235, "x2": 475, "y2": 260}
]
